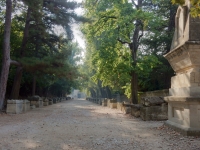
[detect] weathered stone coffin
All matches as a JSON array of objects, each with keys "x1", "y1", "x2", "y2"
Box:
[
  {"x1": 28, "y1": 96, "x2": 43, "y2": 108},
  {"x1": 140, "y1": 97, "x2": 168, "y2": 121},
  {"x1": 122, "y1": 102, "x2": 131, "y2": 114},
  {"x1": 22, "y1": 100, "x2": 30, "y2": 112},
  {"x1": 130, "y1": 104, "x2": 141, "y2": 118},
  {"x1": 48, "y1": 99, "x2": 53, "y2": 105},
  {"x1": 117, "y1": 102, "x2": 123, "y2": 111},
  {"x1": 53, "y1": 98, "x2": 57, "y2": 104},
  {"x1": 98, "y1": 98, "x2": 103, "y2": 105},
  {"x1": 140, "y1": 97, "x2": 165, "y2": 107},
  {"x1": 6, "y1": 100, "x2": 23, "y2": 114},
  {"x1": 102, "y1": 99, "x2": 107, "y2": 106},
  {"x1": 108, "y1": 99, "x2": 117, "y2": 109},
  {"x1": 43, "y1": 98, "x2": 49, "y2": 106}
]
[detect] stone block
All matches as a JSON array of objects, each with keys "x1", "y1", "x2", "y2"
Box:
[
  {"x1": 108, "y1": 99, "x2": 117, "y2": 109},
  {"x1": 140, "y1": 97, "x2": 165, "y2": 107},
  {"x1": 131, "y1": 104, "x2": 141, "y2": 118},
  {"x1": 48, "y1": 99, "x2": 53, "y2": 105},
  {"x1": 30, "y1": 105, "x2": 36, "y2": 109},
  {"x1": 43, "y1": 98, "x2": 49, "y2": 106},
  {"x1": 164, "y1": 96, "x2": 200, "y2": 136},
  {"x1": 6, "y1": 100, "x2": 23, "y2": 114},
  {"x1": 102, "y1": 99, "x2": 107, "y2": 107},
  {"x1": 22, "y1": 100, "x2": 30, "y2": 112},
  {"x1": 123, "y1": 106, "x2": 131, "y2": 114},
  {"x1": 28, "y1": 95, "x2": 43, "y2": 108},
  {"x1": 117, "y1": 102, "x2": 123, "y2": 111},
  {"x1": 140, "y1": 105, "x2": 168, "y2": 121}
]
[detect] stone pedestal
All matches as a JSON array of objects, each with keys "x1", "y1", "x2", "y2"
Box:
[
  {"x1": 7, "y1": 100, "x2": 23, "y2": 114},
  {"x1": 164, "y1": 97, "x2": 200, "y2": 136},
  {"x1": 164, "y1": 0, "x2": 200, "y2": 136}
]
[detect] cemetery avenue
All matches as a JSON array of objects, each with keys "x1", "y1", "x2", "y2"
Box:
[{"x1": 0, "y1": 99, "x2": 199, "y2": 150}]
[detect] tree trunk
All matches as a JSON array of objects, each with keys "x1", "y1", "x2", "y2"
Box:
[
  {"x1": 0, "y1": 0, "x2": 12, "y2": 110},
  {"x1": 10, "y1": 67, "x2": 23, "y2": 99},
  {"x1": 32, "y1": 75, "x2": 36, "y2": 96},
  {"x1": 105, "y1": 86, "x2": 112, "y2": 99},
  {"x1": 130, "y1": 71, "x2": 138, "y2": 104},
  {"x1": 10, "y1": 6, "x2": 32, "y2": 99}
]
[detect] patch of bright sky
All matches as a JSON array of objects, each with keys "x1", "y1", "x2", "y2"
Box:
[{"x1": 71, "y1": 0, "x2": 85, "y2": 50}]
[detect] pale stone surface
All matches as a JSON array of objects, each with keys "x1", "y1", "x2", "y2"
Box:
[
  {"x1": 6, "y1": 100, "x2": 23, "y2": 114},
  {"x1": 140, "y1": 104, "x2": 168, "y2": 121},
  {"x1": 140, "y1": 97, "x2": 165, "y2": 107},
  {"x1": 164, "y1": 0, "x2": 200, "y2": 135},
  {"x1": 117, "y1": 102, "x2": 123, "y2": 111},
  {"x1": 164, "y1": 97, "x2": 200, "y2": 136},
  {"x1": 131, "y1": 104, "x2": 141, "y2": 118},
  {"x1": 102, "y1": 99, "x2": 107, "y2": 106},
  {"x1": 108, "y1": 99, "x2": 117, "y2": 109},
  {"x1": 22, "y1": 100, "x2": 30, "y2": 112},
  {"x1": 140, "y1": 89, "x2": 169, "y2": 97},
  {"x1": 43, "y1": 98, "x2": 49, "y2": 106},
  {"x1": 28, "y1": 96, "x2": 43, "y2": 108}
]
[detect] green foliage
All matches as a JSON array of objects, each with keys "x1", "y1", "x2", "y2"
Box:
[
  {"x1": 0, "y1": 0, "x2": 84, "y2": 97},
  {"x1": 82, "y1": 0, "x2": 175, "y2": 99},
  {"x1": 172, "y1": 0, "x2": 200, "y2": 17}
]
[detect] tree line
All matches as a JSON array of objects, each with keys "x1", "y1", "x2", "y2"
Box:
[
  {"x1": 80, "y1": 0, "x2": 177, "y2": 103},
  {"x1": 0, "y1": 0, "x2": 84, "y2": 110}
]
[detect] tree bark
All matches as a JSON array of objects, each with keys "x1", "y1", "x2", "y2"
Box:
[
  {"x1": 105, "y1": 86, "x2": 112, "y2": 99},
  {"x1": 0, "y1": 0, "x2": 12, "y2": 110},
  {"x1": 10, "y1": 6, "x2": 32, "y2": 99},
  {"x1": 129, "y1": 0, "x2": 143, "y2": 104},
  {"x1": 32, "y1": 75, "x2": 36, "y2": 96}
]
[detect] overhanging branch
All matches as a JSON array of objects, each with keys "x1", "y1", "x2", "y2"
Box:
[{"x1": 10, "y1": 60, "x2": 21, "y2": 66}]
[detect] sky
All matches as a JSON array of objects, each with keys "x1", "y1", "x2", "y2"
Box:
[{"x1": 72, "y1": 0, "x2": 86, "y2": 50}]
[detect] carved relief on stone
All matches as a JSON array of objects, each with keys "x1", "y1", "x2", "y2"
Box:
[{"x1": 165, "y1": 45, "x2": 186, "y2": 61}]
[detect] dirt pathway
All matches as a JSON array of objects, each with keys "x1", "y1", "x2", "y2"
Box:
[{"x1": 0, "y1": 99, "x2": 199, "y2": 150}]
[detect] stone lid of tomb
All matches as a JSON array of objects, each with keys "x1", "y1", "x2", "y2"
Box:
[{"x1": 7, "y1": 100, "x2": 23, "y2": 104}]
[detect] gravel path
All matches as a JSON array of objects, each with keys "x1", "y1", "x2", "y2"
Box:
[{"x1": 0, "y1": 99, "x2": 200, "y2": 150}]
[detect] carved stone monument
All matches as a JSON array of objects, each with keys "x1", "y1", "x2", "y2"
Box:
[{"x1": 164, "y1": 0, "x2": 200, "y2": 136}]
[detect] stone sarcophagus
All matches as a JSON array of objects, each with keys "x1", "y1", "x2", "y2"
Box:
[
  {"x1": 43, "y1": 98, "x2": 49, "y2": 106},
  {"x1": 164, "y1": 0, "x2": 200, "y2": 136},
  {"x1": 22, "y1": 100, "x2": 30, "y2": 112},
  {"x1": 28, "y1": 95, "x2": 43, "y2": 108},
  {"x1": 7, "y1": 100, "x2": 23, "y2": 114}
]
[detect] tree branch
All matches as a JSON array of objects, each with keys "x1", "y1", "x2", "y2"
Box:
[
  {"x1": 117, "y1": 38, "x2": 130, "y2": 45},
  {"x1": 10, "y1": 60, "x2": 21, "y2": 66},
  {"x1": 131, "y1": 0, "x2": 138, "y2": 8}
]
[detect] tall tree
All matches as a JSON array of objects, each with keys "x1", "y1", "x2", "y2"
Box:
[
  {"x1": 0, "y1": 0, "x2": 12, "y2": 110},
  {"x1": 10, "y1": 0, "x2": 81, "y2": 99},
  {"x1": 83, "y1": 0, "x2": 150, "y2": 103}
]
